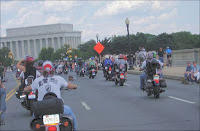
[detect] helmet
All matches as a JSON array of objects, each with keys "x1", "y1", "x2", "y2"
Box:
[
  {"x1": 38, "y1": 60, "x2": 43, "y2": 66},
  {"x1": 91, "y1": 57, "x2": 94, "y2": 60},
  {"x1": 118, "y1": 54, "x2": 124, "y2": 59},
  {"x1": 147, "y1": 52, "x2": 153, "y2": 60},
  {"x1": 167, "y1": 47, "x2": 169, "y2": 49},
  {"x1": 151, "y1": 58, "x2": 159, "y2": 68},
  {"x1": 43, "y1": 61, "x2": 53, "y2": 72},
  {"x1": 25, "y1": 55, "x2": 34, "y2": 62},
  {"x1": 105, "y1": 55, "x2": 109, "y2": 59}
]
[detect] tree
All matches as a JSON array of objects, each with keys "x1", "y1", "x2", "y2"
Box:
[
  {"x1": 0, "y1": 47, "x2": 12, "y2": 67},
  {"x1": 38, "y1": 47, "x2": 54, "y2": 61}
]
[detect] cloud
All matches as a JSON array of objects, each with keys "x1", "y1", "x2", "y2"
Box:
[
  {"x1": 45, "y1": 16, "x2": 71, "y2": 25},
  {"x1": 42, "y1": 1, "x2": 78, "y2": 12},
  {"x1": 94, "y1": 1, "x2": 145, "y2": 17},
  {"x1": 158, "y1": 8, "x2": 177, "y2": 20},
  {"x1": 152, "y1": 1, "x2": 177, "y2": 10},
  {"x1": 1, "y1": 1, "x2": 19, "y2": 11}
]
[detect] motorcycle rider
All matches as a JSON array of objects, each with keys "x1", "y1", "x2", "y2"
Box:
[
  {"x1": 103, "y1": 55, "x2": 114, "y2": 77},
  {"x1": 139, "y1": 52, "x2": 164, "y2": 91},
  {"x1": 88, "y1": 57, "x2": 98, "y2": 72},
  {"x1": 114, "y1": 54, "x2": 128, "y2": 78},
  {"x1": 24, "y1": 61, "x2": 78, "y2": 130}
]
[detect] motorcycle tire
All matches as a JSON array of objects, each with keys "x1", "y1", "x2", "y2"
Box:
[
  {"x1": 154, "y1": 86, "x2": 160, "y2": 99},
  {"x1": 120, "y1": 79, "x2": 124, "y2": 86},
  {"x1": 115, "y1": 79, "x2": 118, "y2": 85}
]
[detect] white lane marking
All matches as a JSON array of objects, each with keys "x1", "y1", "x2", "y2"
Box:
[
  {"x1": 81, "y1": 101, "x2": 91, "y2": 110},
  {"x1": 168, "y1": 96, "x2": 195, "y2": 104},
  {"x1": 124, "y1": 83, "x2": 132, "y2": 87}
]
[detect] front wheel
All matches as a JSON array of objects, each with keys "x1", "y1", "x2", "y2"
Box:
[{"x1": 154, "y1": 86, "x2": 160, "y2": 99}]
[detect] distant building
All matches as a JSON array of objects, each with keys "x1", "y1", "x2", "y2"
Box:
[{"x1": 0, "y1": 23, "x2": 82, "y2": 60}]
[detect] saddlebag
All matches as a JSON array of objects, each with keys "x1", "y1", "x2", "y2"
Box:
[
  {"x1": 145, "y1": 81, "x2": 153, "y2": 88},
  {"x1": 160, "y1": 79, "x2": 167, "y2": 88},
  {"x1": 32, "y1": 97, "x2": 64, "y2": 118}
]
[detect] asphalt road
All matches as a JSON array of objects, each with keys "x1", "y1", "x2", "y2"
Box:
[{"x1": 0, "y1": 71, "x2": 199, "y2": 130}]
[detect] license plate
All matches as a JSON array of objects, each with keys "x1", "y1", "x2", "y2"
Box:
[
  {"x1": 28, "y1": 94, "x2": 36, "y2": 99},
  {"x1": 43, "y1": 114, "x2": 60, "y2": 125},
  {"x1": 108, "y1": 71, "x2": 111, "y2": 74},
  {"x1": 120, "y1": 75, "x2": 124, "y2": 79},
  {"x1": 92, "y1": 72, "x2": 95, "y2": 75},
  {"x1": 153, "y1": 75, "x2": 159, "y2": 80}
]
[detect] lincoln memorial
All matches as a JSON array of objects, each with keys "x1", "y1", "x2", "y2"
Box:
[{"x1": 0, "y1": 23, "x2": 82, "y2": 60}]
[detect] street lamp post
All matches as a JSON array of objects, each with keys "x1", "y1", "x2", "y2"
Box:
[
  {"x1": 96, "y1": 34, "x2": 99, "y2": 43},
  {"x1": 125, "y1": 18, "x2": 133, "y2": 70}
]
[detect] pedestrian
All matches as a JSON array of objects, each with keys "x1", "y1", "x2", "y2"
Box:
[
  {"x1": 191, "y1": 61, "x2": 200, "y2": 83},
  {"x1": 0, "y1": 77, "x2": 6, "y2": 126},
  {"x1": 0, "y1": 62, "x2": 4, "y2": 81},
  {"x1": 158, "y1": 47, "x2": 164, "y2": 63}
]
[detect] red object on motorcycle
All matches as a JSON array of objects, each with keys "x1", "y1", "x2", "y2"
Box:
[
  {"x1": 35, "y1": 124, "x2": 41, "y2": 129},
  {"x1": 64, "y1": 121, "x2": 69, "y2": 127},
  {"x1": 109, "y1": 67, "x2": 112, "y2": 71},
  {"x1": 120, "y1": 73, "x2": 124, "y2": 79},
  {"x1": 48, "y1": 126, "x2": 57, "y2": 131},
  {"x1": 154, "y1": 79, "x2": 159, "y2": 84},
  {"x1": 29, "y1": 92, "x2": 33, "y2": 95}
]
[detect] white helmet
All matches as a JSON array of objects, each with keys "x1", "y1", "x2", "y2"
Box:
[{"x1": 105, "y1": 55, "x2": 109, "y2": 59}]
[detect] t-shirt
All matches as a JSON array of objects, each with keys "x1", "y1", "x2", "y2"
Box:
[
  {"x1": 186, "y1": 65, "x2": 193, "y2": 72},
  {"x1": 31, "y1": 75, "x2": 68, "y2": 101},
  {"x1": 158, "y1": 51, "x2": 164, "y2": 57},
  {"x1": 192, "y1": 65, "x2": 200, "y2": 73}
]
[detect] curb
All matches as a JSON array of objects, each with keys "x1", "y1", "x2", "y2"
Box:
[{"x1": 127, "y1": 70, "x2": 182, "y2": 81}]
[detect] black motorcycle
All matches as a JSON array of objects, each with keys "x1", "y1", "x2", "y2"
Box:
[
  {"x1": 144, "y1": 74, "x2": 167, "y2": 98},
  {"x1": 89, "y1": 66, "x2": 96, "y2": 79},
  {"x1": 64, "y1": 67, "x2": 68, "y2": 74},
  {"x1": 104, "y1": 65, "x2": 113, "y2": 81},
  {"x1": 79, "y1": 67, "x2": 85, "y2": 77},
  {"x1": 30, "y1": 92, "x2": 74, "y2": 131},
  {"x1": 18, "y1": 75, "x2": 37, "y2": 115},
  {"x1": 115, "y1": 68, "x2": 126, "y2": 86}
]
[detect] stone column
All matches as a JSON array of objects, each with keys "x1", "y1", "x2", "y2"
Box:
[
  {"x1": 22, "y1": 40, "x2": 25, "y2": 57},
  {"x1": 10, "y1": 41, "x2": 13, "y2": 54},
  {"x1": 46, "y1": 38, "x2": 48, "y2": 48},
  {"x1": 16, "y1": 41, "x2": 19, "y2": 60},
  {"x1": 27, "y1": 40, "x2": 31, "y2": 56},
  {"x1": 34, "y1": 39, "x2": 37, "y2": 58},
  {"x1": 58, "y1": 37, "x2": 61, "y2": 49}
]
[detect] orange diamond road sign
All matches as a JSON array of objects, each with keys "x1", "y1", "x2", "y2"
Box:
[{"x1": 93, "y1": 42, "x2": 105, "y2": 54}]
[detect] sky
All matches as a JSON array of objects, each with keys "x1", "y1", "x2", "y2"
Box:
[{"x1": 0, "y1": 0, "x2": 199, "y2": 43}]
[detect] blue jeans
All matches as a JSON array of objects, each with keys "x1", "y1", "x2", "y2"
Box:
[
  {"x1": 159, "y1": 57, "x2": 164, "y2": 63},
  {"x1": 184, "y1": 73, "x2": 191, "y2": 81},
  {"x1": 0, "y1": 88, "x2": 6, "y2": 123},
  {"x1": 140, "y1": 72, "x2": 147, "y2": 89},
  {"x1": 64, "y1": 105, "x2": 77, "y2": 130}
]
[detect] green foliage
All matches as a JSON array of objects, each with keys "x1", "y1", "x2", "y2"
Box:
[
  {"x1": 38, "y1": 47, "x2": 54, "y2": 61},
  {"x1": 78, "y1": 31, "x2": 199, "y2": 55},
  {"x1": 0, "y1": 47, "x2": 12, "y2": 66}
]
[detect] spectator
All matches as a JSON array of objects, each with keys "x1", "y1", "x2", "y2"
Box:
[
  {"x1": 183, "y1": 62, "x2": 193, "y2": 84},
  {"x1": 138, "y1": 46, "x2": 147, "y2": 67},
  {"x1": 191, "y1": 61, "x2": 200, "y2": 83},
  {"x1": 158, "y1": 47, "x2": 164, "y2": 63},
  {"x1": 0, "y1": 77, "x2": 6, "y2": 126},
  {"x1": 0, "y1": 62, "x2": 4, "y2": 80}
]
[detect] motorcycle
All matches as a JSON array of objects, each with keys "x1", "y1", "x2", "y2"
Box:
[
  {"x1": 144, "y1": 74, "x2": 167, "y2": 99},
  {"x1": 115, "y1": 67, "x2": 126, "y2": 86},
  {"x1": 19, "y1": 75, "x2": 37, "y2": 115},
  {"x1": 89, "y1": 66, "x2": 96, "y2": 79},
  {"x1": 56, "y1": 68, "x2": 63, "y2": 74},
  {"x1": 104, "y1": 65, "x2": 112, "y2": 81},
  {"x1": 79, "y1": 67, "x2": 85, "y2": 77},
  {"x1": 16, "y1": 69, "x2": 21, "y2": 78},
  {"x1": 64, "y1": 67, "x2": 68, "y2": 74},
  {"x1": 30, "y1": 92, "x2": 74, "y2": 131}
]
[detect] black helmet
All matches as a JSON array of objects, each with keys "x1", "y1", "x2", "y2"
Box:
[{"x1": 38, "y1": 60, "x2": 43, "y2": 66}]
